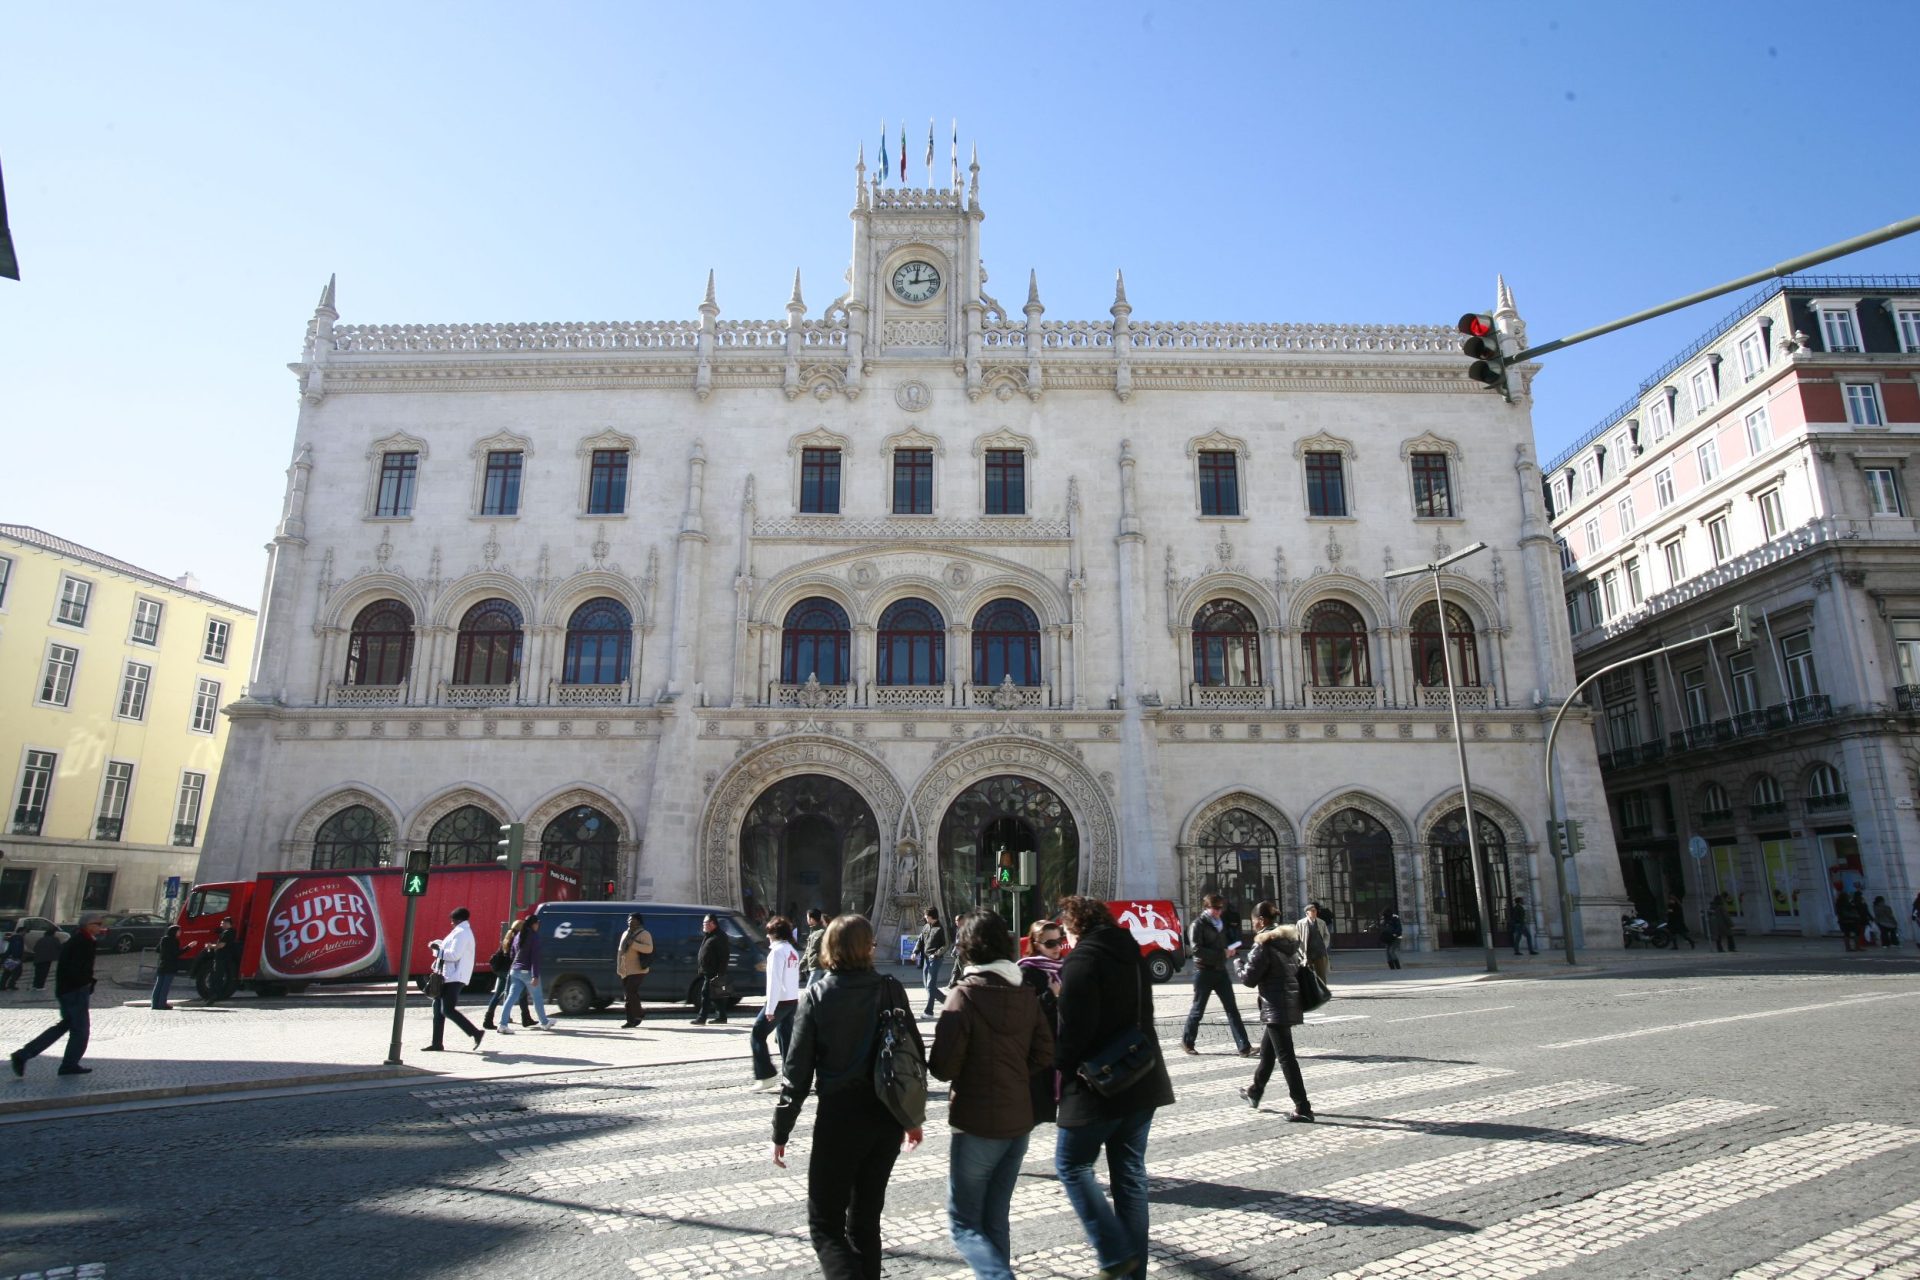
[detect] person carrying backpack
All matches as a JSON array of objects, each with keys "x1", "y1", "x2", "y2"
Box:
[{"x1": 772, "y1": 914, "x2": 925, "y2": 1280}]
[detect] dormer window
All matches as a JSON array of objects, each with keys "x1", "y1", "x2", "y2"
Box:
[{"x1": 1815, "y1": 301, "x2": 1862, "y2": 352}]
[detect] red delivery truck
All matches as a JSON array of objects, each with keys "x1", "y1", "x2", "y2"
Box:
[{"x1": 176, "y1": 861, "x2": 582, "y2": 1001}]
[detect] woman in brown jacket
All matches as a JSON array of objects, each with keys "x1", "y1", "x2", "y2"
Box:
[{"x1": 928, "y1": 910, "x2": 1055, "y2": 1279}]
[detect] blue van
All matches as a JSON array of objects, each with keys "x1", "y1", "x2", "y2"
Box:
[{"x1": 532, "y1": 901, "x2": 766, "y2": 1017}]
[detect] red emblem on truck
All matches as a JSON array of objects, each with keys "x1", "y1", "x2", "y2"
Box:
[{"x1": 257, "y1": 874, "x2": 386, "y2": 980}]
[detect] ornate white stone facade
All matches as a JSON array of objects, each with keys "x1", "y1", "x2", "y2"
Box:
[{"x1": 200, "y1": 150, "x2": 1629, "y2": 952}]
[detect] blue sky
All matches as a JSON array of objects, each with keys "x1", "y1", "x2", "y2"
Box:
[{"x1": 4, "y1": 2, "x2": 1917, "y2": 606}]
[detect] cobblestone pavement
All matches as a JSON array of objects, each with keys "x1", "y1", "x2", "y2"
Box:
[{"x1": 1, "y1": 952, "x2": 1916, "y2": 1279}]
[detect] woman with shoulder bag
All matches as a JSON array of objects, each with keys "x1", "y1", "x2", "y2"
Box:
[
  {"x1": 1234, "y1": 901, "x2": 1314, "y2": 1121},
  {"x1": 771, "y1": 914, "x2": 925, "y2": 1280},
  {"x1": 482, "y1": 920, "x2": 534, "y2": 1030},
  {"x1": 1051, "y1": 895, "x2": 1175, "y2": 1280},
  {"x1": 930, "y1": 910, "x2": 1055, "y2": 1279}
]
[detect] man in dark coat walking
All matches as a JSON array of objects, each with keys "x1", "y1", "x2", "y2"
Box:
[
  {"x1": 693, "y1": 914, "x2": 731, "y2": 1024},
  {"x1": 30, "y1": 927, "x2": 60, "y2": 990},
  {"x1": 1180, "y1": 894, "x2": 1252, "y2": 1056},
  {"x1": 12, "y1": 915, "x2": 106, "y2": 1076}
]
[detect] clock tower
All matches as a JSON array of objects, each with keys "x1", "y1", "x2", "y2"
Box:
[{"x1": 837, "y1": 144, "x2": 985, "y2": 386}]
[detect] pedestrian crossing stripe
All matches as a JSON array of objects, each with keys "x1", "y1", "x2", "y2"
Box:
[{"x1": 1729, "y1": 1198, "x2": 1920, "y2": 1279}]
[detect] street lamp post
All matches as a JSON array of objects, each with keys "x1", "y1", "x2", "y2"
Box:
[{"x1": 1385, "y1": 542, "x2": 1496, "y2": 975}]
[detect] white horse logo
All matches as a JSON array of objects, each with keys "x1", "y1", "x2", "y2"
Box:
[{"x1": 1115, "y1": 902, "x2": 1179, "y2": 951}]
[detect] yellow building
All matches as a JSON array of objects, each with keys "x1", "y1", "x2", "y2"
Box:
[{"x1": 0, "y1": 525, "x2": 256, "y2": 922}]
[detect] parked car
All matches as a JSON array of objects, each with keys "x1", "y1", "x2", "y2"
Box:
[
  {"x1": 533, "y1": 901, "x2": 768, "y2": 1017},
  {"x1": 63, "y1": 911, "x2": 173, "y2": 954},
  {"x1": 0, "y1": 916, "x2": 67, "y2": 953}
]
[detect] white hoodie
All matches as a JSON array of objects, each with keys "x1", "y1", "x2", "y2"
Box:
[{"x1": 765, "y1": 939, "x2": 801, "y2": 1006}]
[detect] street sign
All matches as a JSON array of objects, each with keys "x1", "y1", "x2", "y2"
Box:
[
  {"x1": 1689, "y1": 835, "x2": 1709, "y2": 861},
  {"x1": 402, "y1": 849, "x2": 431, "y2": 897},
  {"x1": 165, "y1": 875, "x2": 182, "y2": 899}
]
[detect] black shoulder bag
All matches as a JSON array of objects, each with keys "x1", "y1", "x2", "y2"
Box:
[{"x1": 1077, "y1": 956, "x2": 1160, "y2": 1098}]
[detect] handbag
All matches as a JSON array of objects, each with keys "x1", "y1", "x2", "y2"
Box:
[
  {"x1": 488, "y1": 948, "x2": 511, "y2": 975},
  {"x1": 425, "y1": 971, "x2": 445, "y2": 998},
  {"x1": 1297, "y1": 964, "x2": 1332, "y2": 1013},
  {"x1": 1078, "y1": 959, "x2": 1160, "y2": 1098},
  {"x1": 707, "y1": 973, "x2": 735, "y2": 1002}
]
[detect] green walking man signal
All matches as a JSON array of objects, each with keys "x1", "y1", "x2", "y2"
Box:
[{"x1": 402, "y1": 849, "x2": 431, "y2": 897}]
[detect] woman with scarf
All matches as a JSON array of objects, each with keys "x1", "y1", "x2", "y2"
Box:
[{"x1": 1018, "y1": 918, "x2": 1067, "y2": 1124}]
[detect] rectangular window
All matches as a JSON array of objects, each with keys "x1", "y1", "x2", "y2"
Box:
[
  {"x1": 1584, "y1": 519, "x2": 1601, "y2": 555},
  {"x1": 1866, "y1": 467, "x2": 1904, "y2": 516},
  {"x1": 1739, "y1": 331, "x2": 1767, "y2": 380},
  {"x1": 1607, "y1": 700, "x2": 1641, "y2": 752},
  {"x1": 1617, "y1": 495, "x2": 1636, "y2": 534},
  {"x1": 1625, "y1": 556, "x2": 1645, "y2": 606},
  {"x1": 1691, "y1": 366, "x2": 1718, "y2": 412},
  {"x1": 0, "y1": 868, "x2": 30, "y2": 912},
  {"x1": 1304, "y1": 452, "x2": 1346, "y2": 517},
  {"x1": 1682, "y1": 667, "x2": 1710, "y2": 727},
  {"x1": 130, "y1": 597, "x2": 163, "y2": 645},
  {"x1": 1728, "y1": 651, "x2": 1759, "y2": 715},
  {"x1": 1696, "y1": 439, "x2": 1721, "y2": 484},
  {"x1": 1654, "y1": 467, "x2": 1675, "y2": 509},
  {"x1": 1780, "y1": 631, "x2": 1819, "y2": 699},
  {"x1": 1648, "y1": 396, "x2": 1672, "y2": 441},
  {"x1": 1894, "y1": 618, "x2": 1920, "y2": 686},
  {"x1": 1744, "y1": 406, "x2": 1772, "y2": 454},
  {"x1": 374, "y1": 451, "x2": 417, "y2": 518},
  {"x1": 39, "y1": 644, "x2": 78, "y2": 707},
  {"x1": 799, "y1": 448, "x2": 842, "y2": 515},
  {"x1": 1410, "y1": 453, "x2": 1453, "y2": 517},
  {"x1": 1663, "y1": 538, "x2": 1686, "y2": 584},
  {"x1": 892, "y1": 449, "x2": 933, "y2": 515},
  {"x1": 1565, "y1": 591, "x2": 1581, "y2": 634},
  {"x1": 481, "y1": 450, "x2": 523, "y2": 516},
  {"x1": 1897, "y1": 308, "x2": 1920, "y2": 354},
  {"x1": 1819, "y1": 306, "x2": 1860, "y2": 352},
  {"x1": 81, "y1": 871, "x2": 114, "y2": 911},
  {"x1": 118, "y1": 661, "x2": 151, "y2": 720},
  {"x1": 1757, "y1": 488, "x2": 1786, "y2": 539},
  {"x1": 1708, "y1": 515, "x2": 1733, "y2": 564},
  {"x1": 0, "y1": 554, "x2": 12, "y2": 609},
  {"x1": 173, "y1": 772, "x2": 206, "y2": 847},
  {"x1": 1551, "y1": 477, "x2": 1568, "y2": 513},
  {"x1": 14, "y1": 750, "x2": 55, "y2": 835},
  {"x1": 1601, "y1": 570, "x2": 1620, "y2": 619},
  {"x1": 985, "y1": 449, "x2": 1027, "y2": 516},
  {"x1": 203, "y1": 618, "x2": 231, "y2": 663},
  {"x1": 96, "y1": 761, "x2": 133, "y2": 841},
  {"x1": 56, "y1": 576, "x2": 91, "y2": 627},
  {"x1": 1584, "y1": 582, "x2": 1601, "y2": 626},
  {"x1": 1580, "y1": 458, "x2": 1598, "y2": 495},
  {"x1": 587, "y1": 449, "x2": 629, "y2": 515},
  {"x1": 191, "y1": 678, "x2": 221, "y2": 734},
  {"x1": 1557, "y1": 537, "x2": 1574, "y2": 571},
  {"x1": 1844, "y1": 383, "x2": 1883, "y2": 426}
]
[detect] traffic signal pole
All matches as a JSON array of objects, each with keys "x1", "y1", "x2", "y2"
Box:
[
  {"x1": 1543, "y1": 609, "x2": 1749, "y2": 964},
  {"x1": 385, "y1": 893, "x2": 422, "y2": 1066}
]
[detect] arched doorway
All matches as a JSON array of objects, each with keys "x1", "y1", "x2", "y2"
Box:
[
  {"x1": 937, "y1": 775, "x2": 1079, "y2": 930},
  {"x1": 541, "y1": 805, "x2": 621, "y2": 900},
  {"x1": 1196, "y1": 806, "x2": 1286, "y2": 911},
  {"x1": 738, "y1": 775, "x2": 881, "y2": 925},
  {"x1": 1309, "y1": 808, "x2": 1398, "y2": 948},
  {"x1": 1427, "y1": 809, "x2": 1512, "y2": 948}
]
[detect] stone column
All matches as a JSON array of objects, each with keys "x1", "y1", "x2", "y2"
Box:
[
  {"x1": 1045, "y1": 624, "x2": 1062, "y2": 708},
  {"x1": 948, "y1": 623, "x2": 971, "y2": 706},
  {"x1": 852, "y1": 623, "x2": 874, "y2": 704}
]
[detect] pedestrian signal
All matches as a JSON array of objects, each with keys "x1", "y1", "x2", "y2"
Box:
[{"x1": 403, "y1": 849, "x2": 431, "y2": 897}]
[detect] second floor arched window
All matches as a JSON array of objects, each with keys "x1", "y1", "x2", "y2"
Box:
[
  {"x1": 877, "y1": 598, "x2": 945, "y2": 685},
  {"x1": 781, "y1": 597, "x2": 850, "y2": 685},
  {"x1": 563, "y1": 597, "x2": 632, "y2": 684},
  {"x1": 1192, "y1": 599, "x2": 1262, "y2": 687},
  {"x1": 1302, "y1": 600, "x2": 1371, "y2": 687},
  {"x1": 452, "y1": 598, "x2": 523, "y2": 686},
  {"x1": 1410, "y1": 601, "x2": 1481, "y2": 686},
  {"x1": 344, "y1": 599, "x2": 414, "y2": 686},
  {"x1": 973, "y1": 599, "x2": 1042, "y2": 686}
]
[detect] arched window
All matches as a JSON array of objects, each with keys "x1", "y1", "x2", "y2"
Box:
[
  {"x1": 1702, "y1": 781, "x2": 1731, "y2": 815},
  {"x1": 972, "y1": 599, "x2": 1042, "y2": 686},
  {"x1": 1302, "y1": 600, "x2": 1371, "y2": 687},
  {"x1": 312, "y1": 804, "x2": 390, "y2": 870},
  {"x1": 344, "y1": 600, "x2": 414, "y2": 686},
  {"x1": 562, "y1": 598, "x2": 632, "y2": 684},
  {"x1": 876, "y1": 598, "x2": 946, "y2": 686},
  {"x1": 1197, "y1": 806, "x2": 1285, "y2": 907},
  {"x1": 1309, "y1": 807, "x2": 1397, "y2": 948},
  {"x1": 1807, "y1": 763, "x2": 1846, "y2": 802},
  {"x1": 1751, "y1": 774, "x2": 1783, "y2": 806},
  {"x1": 1410, "y1": 601, "x2": 1480, "y2": 686},
  {"x1": 1427, "y1": 809, "x2": 1511, "y2": 948},
  {"x1": 1192, "y1": 599, "x2": 1262, "y2": 687},
  {"x1": 541, "y1": 805, "x2": 620, "y2": 899},
  {"x1": 428, "y1": 804, "x2": 502, "y2": 866},
  {"x1": 452, "y1": 599, "x2": 523, "y2": 686},
  {"x1": 781, "y1": 597, "x2": 850, "y2": 685}
]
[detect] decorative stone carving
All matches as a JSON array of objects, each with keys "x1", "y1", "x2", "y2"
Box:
[{"x1": 895, "y1": 381, "x2": 931, "y2": 412}]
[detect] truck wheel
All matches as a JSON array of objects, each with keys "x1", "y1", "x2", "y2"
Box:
[
  {"x1": 197, "y1": 966, "x2": 237, "y2": 1004},
  {"x1": 1147, "y1": 954, "x2": 1174, "y2": 984},
  {"x1": 551, "y1": 979, "x2": 594, "y2": 1017},
  {"x1": 251, "y1": 983, "x2": 289, "y2": 999}
]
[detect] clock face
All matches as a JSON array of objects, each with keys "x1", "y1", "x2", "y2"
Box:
[{"x1": 891, "y1": 260, "x2": 942, "y2": 304}]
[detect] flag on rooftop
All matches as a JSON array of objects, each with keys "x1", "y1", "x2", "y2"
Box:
[{"x1": 878, "y1": 122, "x2": 888, "y2": 184}]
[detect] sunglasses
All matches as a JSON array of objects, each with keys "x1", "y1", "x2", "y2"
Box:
[{"x1": 1038, "y1": 935, "x2": 1064, "y2": 947}]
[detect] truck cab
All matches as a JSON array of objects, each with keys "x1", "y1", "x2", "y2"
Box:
[{"x1": 176, "y1": 882, "x2": 255, "y2": 964}]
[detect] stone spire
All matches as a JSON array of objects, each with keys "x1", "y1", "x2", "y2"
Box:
[
  {"x1": 1024, "y1": 269, "x2": 1043, "y2": 315},
  {"x1": 967, "y1": 143, "x2": 980, "y2": 205},
  {"x1": 1111, "y1": 269, "x2": 1131, "y2": 317},
  {"x1": 788, "y1": 269, "x2": 805, "y2": 311},
  {"x1": 855, "y1": 142, "x2": 868, "y2": 210},
  {"x1": 1495, "y1": 273, "x2": 1517, "y2": 318},
  {"x1": 700, "y1": 269, "x2": 719, "y2": 317},
  {"x1": 316, "y1": 273, "x2": 337, "y2": 318}
]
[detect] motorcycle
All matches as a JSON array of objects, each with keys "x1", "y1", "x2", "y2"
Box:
[{"x1": 1621, "y1": 914, "x2": 1671, "y2": 949}]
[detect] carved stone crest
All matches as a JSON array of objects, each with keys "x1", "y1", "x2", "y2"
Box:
[{"x1": 895, "y1": 381, "x2": 931, "y2": 412}]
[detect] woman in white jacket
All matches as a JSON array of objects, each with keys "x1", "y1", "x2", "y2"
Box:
[{"x1": 752, "y1": 916, "x2": 803, "y2": 1090}]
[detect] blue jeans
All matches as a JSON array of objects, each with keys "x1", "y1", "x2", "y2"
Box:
[
  {"x1": 921, "y1": 955, "x2": 945, "y2": 1012},
  {"x1": 1512, "y1": 923, "x2": 1536, "y2": 954},
  {"x1": 19, "y1": 988, "x2": 92, "y2": 1070},
  {"x1": 751, "y1": 999, "x2": 797, "y2": 1079},
  {"x1": 150, "y1": 971, "x2": 176, "y2": 1008},
  {"x1": 1055, "y1": 1106, "x2": 1154, "y2": 1279},
  {"x1": 498, "y1": 971, "x2": 551, "y2": 1026},
  {"x1": 948, "y1": 1130, "x2": 1029, "y2": 1279}
]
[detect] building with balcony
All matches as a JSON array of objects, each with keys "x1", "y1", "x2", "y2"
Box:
[
  {"x1": 1546, "y1": 276, "x2": 1920, "y2": 937},
  {"x1": 200, "y1": 144, "x2": 1631, "y2": 955},
  {"x1": 0, "y1": 525, "x2": 257, "y2": 921}
]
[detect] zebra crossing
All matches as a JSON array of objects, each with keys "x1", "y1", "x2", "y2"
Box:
[{"x1": 407, "y1": 1044, "x2": 1920, "y2": 1279}]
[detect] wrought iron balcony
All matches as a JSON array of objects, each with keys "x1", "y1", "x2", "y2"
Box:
[
  {"x1": 1897, "y1": 685, "x2": 1920, "y2": 712},
  {"x1": 1696, "y1": 808, "x2": 1735, "y2": 827},
  {"x1": 1621, "y1": 822, "x2": 1654, "y2": 840},
  {"x1": 172, "y1": 823, "x2": 199, "y2": 848},
  {"x1": 1785, "y1": 694, "x2": 1833, "y2": 723},
  {"x1": 1749, "y1": 802, "x2": 1788, "y2": 820},
  {"x1": 1806, "y1": 792, "x2": 1851, "y2": 812},
  {"x1": 12, "y1": 806, "x2": 45, "y2": 836},
  {"x1": 93, "y1": 817, "x2": 123, "y2": 842}
]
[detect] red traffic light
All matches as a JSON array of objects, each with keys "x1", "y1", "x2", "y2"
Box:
[{"x1": 1457, "y1": 313, "x2": 1494, "y2": 338}]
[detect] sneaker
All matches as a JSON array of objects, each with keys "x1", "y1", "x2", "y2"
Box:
[
  {"x1": 57, "y1": 1065, "x2": 92, "y2": 1076},
  {"x1": 1285, "y1": 1110, "x2": 1315, "y2": 1124},
  {"x1": 496, "y1": 1025, "x2": 515, "y2": 1036},
  {"x1": 539, "y1": 1021, "x2": 558, "y2": 1030}
]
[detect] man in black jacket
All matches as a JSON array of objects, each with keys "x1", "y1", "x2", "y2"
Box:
[
  {"x1": 151, "y1": 925, "x2": 182, "y2": 1009},
  {"x1": 693, "y1": 914, "x2": 731, "y2": 1025},
  {"x1": 11, "y1": 915, "x2": 106, "y2": 1076},
  {"x1": 1180, "y1": 894, "x2": 1252, "y2": 1056},
  {"x1": 910, "y1": 908, "x2": 948, "y2": 1018}
]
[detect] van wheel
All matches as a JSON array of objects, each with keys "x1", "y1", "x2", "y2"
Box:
[
  {"x1": 1147, "y1": 954, "x2": 1174, "y2": 984},
  {"x1": 551, "y1": 979, "x2": 594, "y2": 1017}
]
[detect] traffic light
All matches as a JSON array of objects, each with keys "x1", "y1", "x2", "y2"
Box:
[
  {"x1": 1565, "y1": 819, "x2": 1585, "y2": 855},
  {"x1": 403, "y1": 849, "x2": 431, "y2": 897},
  {"x1": 496, "y1": 822, "x2": 525, "y2": 868},
  {"x1": 602, "y1": 880, "x2": 616, "y2": 898},
  {"x1": 996, "y1": 849, "x2": 1014, "y2": 887},
  {"x1": 1732, "y1": 604, "x2": 1753, "y2": 646},
  {"x1": 1457, "y1": 312, "x2": 1510, "y2": 398}
]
